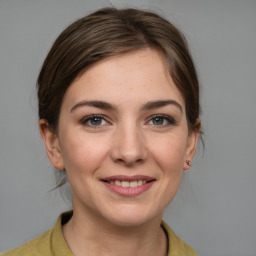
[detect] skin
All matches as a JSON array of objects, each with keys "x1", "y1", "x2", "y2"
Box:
[{"x1": 39, "y1": 48, "x2": 200, "y2": 256}]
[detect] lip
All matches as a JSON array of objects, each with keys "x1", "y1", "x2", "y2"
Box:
[
  {"x1": 100, "y1": 175, "x2": 156, "y2": 197},
  {"x1": 101, "y1": 175, "x2": 155, "y2": 182}
]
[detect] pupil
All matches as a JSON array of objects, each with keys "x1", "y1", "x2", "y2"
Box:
[
  {"x1": 153, "y1": 117, "x2": 163, "y2": 125},
  {"x1": 91, "y1": 117, "x2": 102, "y2": 125}
]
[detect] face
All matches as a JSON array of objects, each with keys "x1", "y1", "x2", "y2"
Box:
[{"x1": 40, "y1": 49, "x2": 199, "y2": 227}]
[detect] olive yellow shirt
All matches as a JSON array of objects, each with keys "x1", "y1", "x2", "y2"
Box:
[{"x1": 2, "y1": 212, "x2": 198, "y2": 256}]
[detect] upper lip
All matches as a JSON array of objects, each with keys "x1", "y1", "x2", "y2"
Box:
[{"x1": 101, "y1": 175, "x2": 155, "y2": 182}]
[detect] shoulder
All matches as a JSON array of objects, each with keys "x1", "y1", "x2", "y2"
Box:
[
  {"x1": 1, "y1": 229, "x2": 53, "y2": 256},
  {"x1": 161, "y1": 220, "x2": 198, "y2": 256},
  {"x1": 1, "y1": 211, "x2": 73, "y2": 256}
]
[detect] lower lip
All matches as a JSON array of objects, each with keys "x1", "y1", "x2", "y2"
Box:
[{"x1": 102, "y1": 181, "x2": 154, "y2": 197}]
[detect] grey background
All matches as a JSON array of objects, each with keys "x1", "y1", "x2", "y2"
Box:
[{"x1": 0, "y1": 0, "x2": 256, "y2": 255}]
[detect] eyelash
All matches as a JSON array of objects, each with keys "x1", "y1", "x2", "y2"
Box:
[
  {"x1": 80, "y1": 114, "x2": 176, "y2": 128},
  {"x1": 147, "y1": 114, "x2": 176, "y2": 127},
  {"x1": 80, "y1": 115, "x2": 108, "y2": 127}
]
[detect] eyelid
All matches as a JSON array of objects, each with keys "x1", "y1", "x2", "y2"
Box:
[
  {"x1": 147, "y1": 114, "x2": 177, "y2": 126},
  {"x1": 80, "y1": 114, "x2": 110, "y2": 126},
  {"x1": 79, "y1": 114, "x2": 176, "y2": 127}
]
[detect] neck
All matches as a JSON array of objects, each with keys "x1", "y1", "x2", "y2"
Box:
[{"x1": 62, "y1": 208, "x2": 167, "y2": 256}]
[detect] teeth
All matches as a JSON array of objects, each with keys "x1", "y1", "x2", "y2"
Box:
[
  {"x1": 121, "y1": 181, "x2": 129, "y2": 187},
  {"x1": 115, "y1": 180, "x2": 122, "y2": 186},
  {"x1": 129, "y1": 181, "x2": 137, "y2": 188},
  {"x1": 109, "y1": 180, "x2": 147, "y2": 188},
  {"x1": 137, "y1": 180, "x2": 142, "y2": 186}
]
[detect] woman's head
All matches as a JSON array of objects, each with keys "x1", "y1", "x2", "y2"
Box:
[
  {"x1": 38, "y1": 8, "x2": 202, "y2": 224},
  {"x1": 37, "y1": 7, "x2": 200, "y2": 134},
  {"x1": 40, "y1": 48, "x2": 199, "y2": 225}
]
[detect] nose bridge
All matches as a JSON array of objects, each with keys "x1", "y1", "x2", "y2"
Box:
[{"x1": 111, "y1": 119, "x2": 147, "y2": 165}]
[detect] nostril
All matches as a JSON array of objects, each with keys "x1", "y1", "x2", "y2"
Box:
[
  {"x1": 110, "y1": 132, "x2": 147, "y2": 165},
  {"x1": 114, "y1": 157, "x2": 145, "y2": 166}
]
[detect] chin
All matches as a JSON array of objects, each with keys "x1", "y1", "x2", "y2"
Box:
[{"x1": 101, "y1": 204, "x2": 163, "y2": 227}]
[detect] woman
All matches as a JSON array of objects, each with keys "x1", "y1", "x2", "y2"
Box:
[{"x1": 3, "y1": 7, "x2": 201, "y2": 256}]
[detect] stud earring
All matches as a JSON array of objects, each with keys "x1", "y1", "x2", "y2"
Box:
[{"x1": 186, "y1": 160, "x2": 191, "y2": 166}]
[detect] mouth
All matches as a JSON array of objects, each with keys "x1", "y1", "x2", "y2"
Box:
[
  {"x1": 103, "y1": 179, "x2": 150, "y2": 188},
  {"x1": 100, "y1": 175, "x2": 156, "y2": 196}
]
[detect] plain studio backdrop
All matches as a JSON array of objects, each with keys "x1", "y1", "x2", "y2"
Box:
[{"x1": 0, "y1": 1, "x2": 255, "y2": 255}]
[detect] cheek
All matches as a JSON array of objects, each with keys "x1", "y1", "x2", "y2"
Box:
[
  {"x1": 60, "y1": 133, "x2": 110, "y2": 175},
  {"x1": 149, "y1": 133, "x2": 188, "y2": 173}
]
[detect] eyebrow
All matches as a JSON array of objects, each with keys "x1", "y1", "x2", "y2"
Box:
[
  {"x1": 70, "y1": 99, "x2": 183, "y2": 113},
  {"x1": 70, "y1": 100, "x2": 115, "y2": 112},
  {"x1": 140, "y1": 100, "x2": 183, "y2": 112}
]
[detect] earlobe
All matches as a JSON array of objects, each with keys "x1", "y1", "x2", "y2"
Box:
[
  {"x1": 39, "y1": 119, "x2": 65, "y2": 170},
  {"x1": 183, "y1": 119, "x2": 201, "y2": 170}
]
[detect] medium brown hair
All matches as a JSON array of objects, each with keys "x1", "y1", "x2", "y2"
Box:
[
  {"x1": 38, "y1": 7, "x2": 200, "y2": 132},
  {"x1": 37, "y1": 8, "x2": 202, "y2": 187}
]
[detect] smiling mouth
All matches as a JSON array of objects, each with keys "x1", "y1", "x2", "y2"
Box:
[
  {"x1": 101, "y1": 176, "x2": 156, "y2": 196},
  {"x1": 103, "y1": 180, "x2": 150, "y2": 188},
  {"x1": 101, "y1": 175, "x2": 156, "y2": 188}
]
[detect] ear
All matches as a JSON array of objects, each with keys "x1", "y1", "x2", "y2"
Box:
[
  {"x1": 183, "y1": 119, "x2": 201, "y2": 170},
  {"x1": 39, "y1": 119, "x2": 65, "y2": 170}
]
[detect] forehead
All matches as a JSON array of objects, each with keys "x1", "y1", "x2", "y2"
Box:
[{"x1": 62, "y1": 49, "x2": 185, "y2": 108}]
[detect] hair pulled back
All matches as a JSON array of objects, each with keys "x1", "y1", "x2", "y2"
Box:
[{"x1": 37, "y1": 7, "x2": 200, "y2": 133}]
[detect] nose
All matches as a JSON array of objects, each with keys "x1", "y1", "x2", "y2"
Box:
[{"x1": 110, "y1": 124, "x2": 147, "y2": 166}]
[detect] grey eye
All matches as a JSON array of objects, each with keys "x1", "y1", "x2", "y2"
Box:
[
  {"x1": 152, "y1": 116, "x2": 165, "y2": 125},
  {"x1": 148, "y1": 115, "x2": 176, "y2": 126},
  {"x1": 81, "y1": 115, "x2": 107, "y2": 127},
  {"x1": 89, "y1": 117, "x2": 104, "y2": 126}
]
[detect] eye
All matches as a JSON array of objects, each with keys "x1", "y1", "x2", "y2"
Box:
[
  {"x1": 148, "y1": 115, "x2": 176, "y2": 126},
  {"x1": 80, "y1": 115, "x2": 108, "y2": 127}
]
